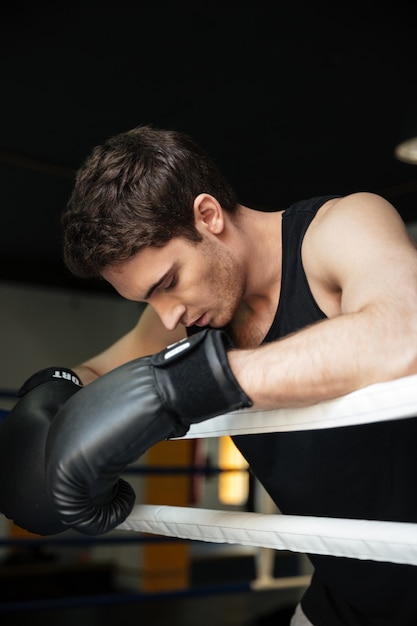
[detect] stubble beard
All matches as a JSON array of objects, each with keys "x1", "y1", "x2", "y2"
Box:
[{"x1": 203, "y1": 238, "x2": 245, "y2": 329}]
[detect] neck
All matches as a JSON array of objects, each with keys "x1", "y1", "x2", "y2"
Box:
[
  {"x1": 225, "y1": 205, "x2": 284, "y2": 347},
  {"x1": 237, "y1": 205, "x2": 283, "y2": 303}
]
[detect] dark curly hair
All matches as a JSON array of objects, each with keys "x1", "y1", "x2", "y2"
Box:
[{"x1": 62, "y1": 125, "x2": 239, "y2": 278}]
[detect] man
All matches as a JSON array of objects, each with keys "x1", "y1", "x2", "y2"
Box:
[{"x1": 2, "y1": 125, "x2": 417, "y2": 625}]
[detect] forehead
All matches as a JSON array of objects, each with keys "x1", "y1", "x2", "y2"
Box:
[{"x1": 101, "y1": 237, "x2": 194, "y2": 300}]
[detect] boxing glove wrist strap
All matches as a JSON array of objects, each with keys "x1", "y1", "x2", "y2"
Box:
[
  {"x1": 18, "y1": 367, "x2": 83, "y2": 397},
  {"x1": 151, "y1": 328, "x2": 252, "y2": 423}
]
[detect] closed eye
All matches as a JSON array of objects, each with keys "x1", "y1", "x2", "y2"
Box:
[{"x1": 162, "y1": 275, "x2": 177, "y2": 291}]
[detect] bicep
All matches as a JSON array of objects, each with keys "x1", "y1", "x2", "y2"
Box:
[{"x1": 307, "y1": 193, "x2": 417, "y2": 315}]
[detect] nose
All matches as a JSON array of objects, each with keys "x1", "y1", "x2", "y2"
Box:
[{"x1": 151, "y1": 297, "x2": 186, "y2": 331}]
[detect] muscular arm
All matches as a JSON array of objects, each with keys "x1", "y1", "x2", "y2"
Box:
[
  {"x1": 74, "y1": 305, "x2": 186, "y2": 384},
  {"x1": 229, "y1": 193, "x2": 417, "y2": 408},
  {"x1": 72, "y1": 193, "x2": 417, "y2": 408}
]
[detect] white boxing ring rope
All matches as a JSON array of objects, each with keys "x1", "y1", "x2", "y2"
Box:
[
  {"x1": 117, "y1": 374, "x2": 417, "y2": 571},
  {"x1": 118, "y1": 505, "x2": 417, "y2": 567},
  {"x1": 180, "y1": 373, "x2": 417, "y2": 438}
]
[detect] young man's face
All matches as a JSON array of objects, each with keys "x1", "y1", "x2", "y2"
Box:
[{"x1": 102, "y1": 234, "x2": 246, "y2": 331}]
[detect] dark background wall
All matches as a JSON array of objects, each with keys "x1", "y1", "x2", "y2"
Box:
[{"x1": 1, "y1": 0, "x2": 416, "y2": 291}]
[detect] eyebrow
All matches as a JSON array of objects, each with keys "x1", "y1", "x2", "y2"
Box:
[{"x1": 144, "y1": 268, "x2": 172, "y2": 300}]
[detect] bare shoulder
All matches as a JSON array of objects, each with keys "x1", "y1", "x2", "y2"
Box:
[
  {"x1": 306, "y1": 192, "x2": 415, "y2": 263},
  {"x1": 312, "y1": 192, "x2": 410, "y2": 236},
  {"x1": 303, "y1": 192, "x2": 417, "y2": 305}
]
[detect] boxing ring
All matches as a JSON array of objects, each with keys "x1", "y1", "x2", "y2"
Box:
[
  {"x1": 117, "y1": 373, "x2": 417, "y2": 569},
  {"x1": 1, "y1": 374, "x2": 417, "y2": 612}
]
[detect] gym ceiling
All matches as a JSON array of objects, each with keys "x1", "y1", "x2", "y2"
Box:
[{"x1": 1, "y1": 0, "x2": 416, "y2": 292}]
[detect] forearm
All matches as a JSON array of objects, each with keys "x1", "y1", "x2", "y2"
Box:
[
  {"x1": 228, "y1": 308, "x2": 417, "y2": 409},
  {"x1": 72, "y1": 364, "x2": 100, "y2": 386},
  {"x1": 72, "y1": 307, "x2": 186, "y2": 386}
]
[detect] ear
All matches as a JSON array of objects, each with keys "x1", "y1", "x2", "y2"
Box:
[{"x1": 193, "y1": 193, "x2": 225, "y2": 235}]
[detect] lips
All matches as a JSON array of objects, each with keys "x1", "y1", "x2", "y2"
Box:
[{"x1": 192, "y1": 313, "x2": 209, "y2": 327}]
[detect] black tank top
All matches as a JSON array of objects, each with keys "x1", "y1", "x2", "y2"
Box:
[{"x1": 230, "y1": 196, "x2": 417, "y2": 625}]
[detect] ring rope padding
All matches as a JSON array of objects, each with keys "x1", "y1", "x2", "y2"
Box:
[{"x1": 118, "y1": 504, "x2": 417, "y2": 566}]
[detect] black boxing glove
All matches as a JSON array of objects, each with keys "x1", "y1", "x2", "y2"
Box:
[
  {"x1": 0, "y1": 368, "x2": 83, "y2": 535},
  {"x1": 46, "y1": 329, "x2": 252, "y2": 535}
]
